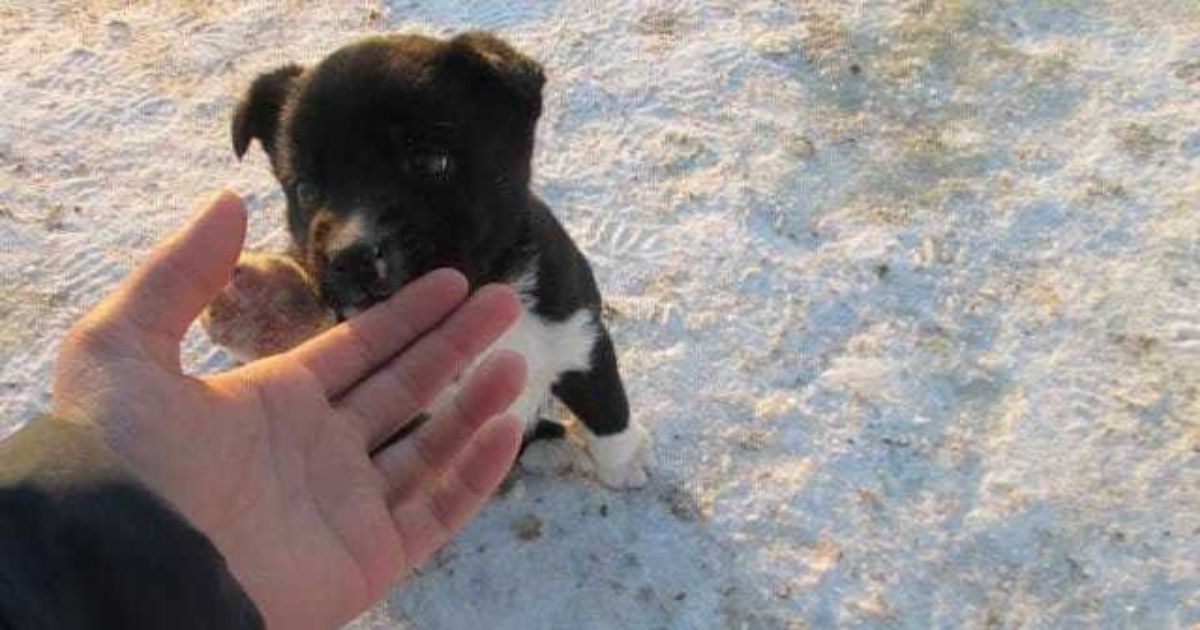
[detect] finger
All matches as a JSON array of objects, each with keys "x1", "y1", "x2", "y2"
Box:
[
  {"x1": 373, "y1": 349, "x2": 526, "y2": 495},
  {"x1": 339, "y1": 284, "x2": 521, "y2": 449},
  {"x1": 83, "y1": 191, "x2": 246, "y2": 366},
  {"x1": 390, "y1": 414, "x2": 522, "y2": 571},
  {"x1": 288, "y1": 268, "x2": 469, "y2": 398}
]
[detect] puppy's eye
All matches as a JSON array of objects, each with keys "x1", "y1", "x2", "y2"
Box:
[
  {"x1": 414, "y1": 152, "x2": 454, "y2": 180},
  {"x1": 295, "y1": 181, "x2": 321, "y2": 207}
]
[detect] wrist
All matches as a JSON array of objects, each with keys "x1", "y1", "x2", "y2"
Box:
[{"x1": 0, "y1": 415, "x2": 265, "y2": 629}]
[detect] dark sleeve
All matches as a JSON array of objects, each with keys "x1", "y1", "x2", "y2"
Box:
[{"x1": 0, "y1": 416, "x2": 264, "y2": 630}]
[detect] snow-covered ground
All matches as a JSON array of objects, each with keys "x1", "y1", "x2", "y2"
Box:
[{"x1": 2, "y1": 1, "x2": 1198, "y2": 627}]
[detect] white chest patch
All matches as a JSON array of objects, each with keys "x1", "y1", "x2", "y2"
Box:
[
  {"x1": 454, "y1": 263, "x2": 597, "y2": 432},
  {"x1": 490, "y1": 305, "x2": 596, "y2": 431}
]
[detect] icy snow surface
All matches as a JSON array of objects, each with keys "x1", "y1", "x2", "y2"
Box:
[{"x1": 1, "y1": 1, "x2": 1198, "y2": 627}]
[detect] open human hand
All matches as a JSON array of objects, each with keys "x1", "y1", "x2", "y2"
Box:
[{"x1": 51, "y1": 191, "x2": 526, "y2": 630}]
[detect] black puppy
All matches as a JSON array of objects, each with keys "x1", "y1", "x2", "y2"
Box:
[{"x1": 230, "y1": 32, "x2": 650, "y2": 487}]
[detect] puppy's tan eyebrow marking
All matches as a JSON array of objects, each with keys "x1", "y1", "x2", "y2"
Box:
[{"x1": 325, "y1": 213, "x2": 369, "y2": 254}]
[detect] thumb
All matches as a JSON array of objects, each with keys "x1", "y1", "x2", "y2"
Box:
[{"x1": 87, "y1": 191, "x2": 246, "y2": 366}]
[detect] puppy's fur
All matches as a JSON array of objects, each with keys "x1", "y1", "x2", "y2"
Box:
[
  {"x1": 200, "y1": 252, "x2": 335, "y2": 362},
  {"x1": 231, "y1": 32, "x2": 649, "y2": 487}
]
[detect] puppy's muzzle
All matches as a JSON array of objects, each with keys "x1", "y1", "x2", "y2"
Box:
[{"x1": 326, "y1": 242, "x2": 392, "y2": 313}]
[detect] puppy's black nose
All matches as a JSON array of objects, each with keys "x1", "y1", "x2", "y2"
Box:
[{"x1": 328, "y1": 243, "x2": 390, "y2": 300}]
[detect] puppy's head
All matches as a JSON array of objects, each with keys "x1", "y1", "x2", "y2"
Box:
[{"x1": 232, "y1": 32, "x2": 544, "y2": 315}]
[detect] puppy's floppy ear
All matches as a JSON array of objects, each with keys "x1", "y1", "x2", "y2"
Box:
[
  {"x1": 447, "y1": 32, "x2": 545, "y2": 121},
  {"x1": 231, "y1": 64, "x2": 304, "y2": 160}
]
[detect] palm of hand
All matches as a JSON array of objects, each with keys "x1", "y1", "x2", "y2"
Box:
[{"x1": 51, "y1": 193, "x2": 526, "y2": 630}]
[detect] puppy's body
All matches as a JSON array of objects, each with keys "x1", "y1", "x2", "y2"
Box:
[
  {"x1": 230, "y1": 33, "x2": 650, "y2": 487},
  {"x1": 494, "y1": 263, "x2": 596, "y2": 430}
]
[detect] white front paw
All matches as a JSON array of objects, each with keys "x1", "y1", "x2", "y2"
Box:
[{"x1": 590, "y1": 422, "x2": 653, "y2": 489}]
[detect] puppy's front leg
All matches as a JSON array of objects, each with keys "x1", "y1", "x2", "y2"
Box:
[{"x1": 553, "y1": 324, "x2": 651, "y2": 488}]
